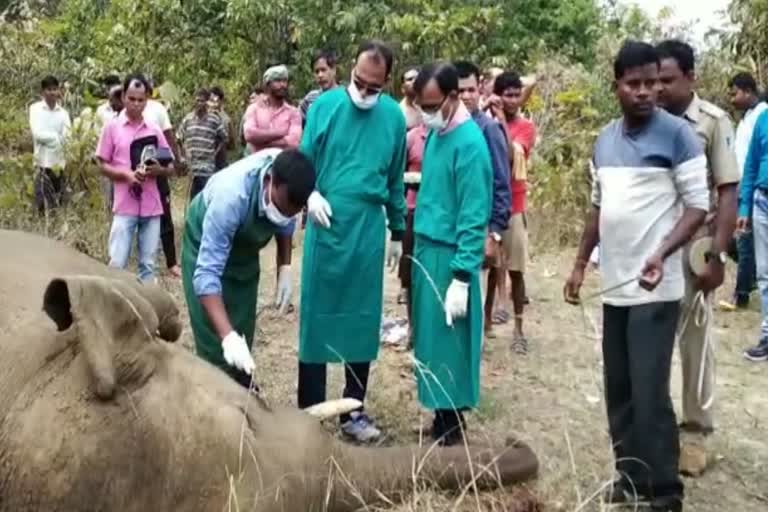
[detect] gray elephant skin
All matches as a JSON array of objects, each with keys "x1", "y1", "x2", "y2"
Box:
[{"x1": 0, "y1": 229, "x2": 539, "y2": 511}]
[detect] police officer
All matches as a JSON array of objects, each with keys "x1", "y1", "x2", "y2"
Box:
[{"x1": 656, "y1": 39, "x2": 740, "y2": 474}]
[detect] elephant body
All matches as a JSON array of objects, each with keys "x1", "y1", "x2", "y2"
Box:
[{"x1": 0, "y1": 229, "x2": 539, "y2": 511}]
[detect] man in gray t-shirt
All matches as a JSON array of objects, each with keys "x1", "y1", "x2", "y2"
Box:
[{"x1": 564, "y1": 41, "x2": 708, "y2": 512}]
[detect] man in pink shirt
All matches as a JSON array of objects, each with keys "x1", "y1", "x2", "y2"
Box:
[
  {"x1": 243, "y1": 64, "x2": 303, "y2": 309},
  {"x1": 243, "y1": 65, "x2": 302, "y2": 154},
  {"x1": 95, "y1": 74, "x2": 174, "y2": 282}
]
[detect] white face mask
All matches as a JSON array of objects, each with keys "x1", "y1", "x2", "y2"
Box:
[
  {"x1": 347, "y1": 81, "x2": 380, "y2": 110},
  {"x1": 422, "y1": 109, "x2": 447, "y2": 131},
  {"x1": 263, "y1": 182, "x2": 293, "y2": 227}
]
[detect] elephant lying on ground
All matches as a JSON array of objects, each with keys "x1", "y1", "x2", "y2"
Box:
[{"x1": 0, "y1": 229, "x2": 539, "y2": 511}]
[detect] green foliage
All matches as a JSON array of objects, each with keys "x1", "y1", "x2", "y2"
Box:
[{"x1": 1, "y1": 0, "x2": 733, "y2": 250}]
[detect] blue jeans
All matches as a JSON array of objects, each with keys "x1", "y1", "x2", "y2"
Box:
[
  {"x1": 735, "y1": 230, "x2": 756, "y2": 304},
  {"x1": 752, "y1": 189, "x2": 768, "y2": 341},
  {"x1": 108, "y1": 214, "x2": 162, "y2": 282}
]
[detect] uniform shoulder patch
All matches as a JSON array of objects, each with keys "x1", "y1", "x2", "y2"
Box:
[{"x1": 699, "y1": 100, "x2": 727, "y2": 119}]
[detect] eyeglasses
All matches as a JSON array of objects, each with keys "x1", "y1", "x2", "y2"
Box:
[
  {"x1": 418, "y1": 95, "x2": 447, "y2": 114},
  {"x1": 352, "y1": 71, "x2": 383, "y2": 95}
]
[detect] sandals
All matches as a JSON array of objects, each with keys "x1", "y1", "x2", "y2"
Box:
[
  {"x1": 492, "y1": 309, "x2": 510, "y2": 325},
  {"x1": 511, "y1": 333, "x2": 528, "y2": 355}
]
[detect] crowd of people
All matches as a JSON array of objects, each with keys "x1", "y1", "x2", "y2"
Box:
[{"x1": 25, "y1": 35, "x2": 768, "y2": 512}]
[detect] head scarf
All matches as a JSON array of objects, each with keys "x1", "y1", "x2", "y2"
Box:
[{"x1": 263, "y1": 65, "x2": 289, "y2": 84}]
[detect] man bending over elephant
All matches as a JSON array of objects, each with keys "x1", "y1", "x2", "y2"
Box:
[{"x1": 181, "y1": 148, "x2": 316, "y2": 388}]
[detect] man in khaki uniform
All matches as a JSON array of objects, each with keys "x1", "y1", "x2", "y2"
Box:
[{"x1": 656, "y1": 40, "x2": 739, "y2": 471}]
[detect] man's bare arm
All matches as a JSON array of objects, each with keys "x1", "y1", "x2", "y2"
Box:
[
  {"x1": 275, "y1": 234, "x2": 292, "y2": 266},
  {"x1": 712, "y1": 183, "x2": 738, "y2": 253},
  {"x1": 574, "y1": 205, "x2": 600, "y2": 268},
  {"x1": 654, "y1": 207, "x2": 708, "y2": 260},
  {"x1": 199, "y1": 295, "x2": 234, "y2": 340}
]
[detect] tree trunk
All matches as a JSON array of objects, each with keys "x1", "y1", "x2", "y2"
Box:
[{"x1": 325, "y1": 438, "x2": 538, "y2": 511}]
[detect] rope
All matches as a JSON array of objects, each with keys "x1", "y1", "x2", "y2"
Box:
[{"x1": 676, "y1": 290, "x2": 716, "y2": 410}]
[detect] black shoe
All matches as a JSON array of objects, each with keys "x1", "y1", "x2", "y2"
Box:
[
  {"x1": 678, "y1": 421, "x2": 714, "y2": 436},
  {"x1": 603, "y1": 480, "x2": 650, "y2": 505},
  {"x1": 744, "y1": 340, "x2": 768, "y2": 362},
  {"x1": 651, "y1": 495, "x2": 683, "y2": 511}
]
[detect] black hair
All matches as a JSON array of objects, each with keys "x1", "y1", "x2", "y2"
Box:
[
  {"x1": 41, "y1": 75, "x2": 59, "y2": 90},
  {"x1": 355, "y1": 40, "x2": 394, "y2": 76},
  {"x1": 729, "y1": 72, "x2": 758, "y2": 94},
  {"x1": 613, "y1": 40, "x2": 660, "y2": 80},
  {"x1": 493, "y1": 71, "x2": 522, "y2": 95},
  {"x1": 453, "y1": 60, "x2": 481, "y2": 83},
  {"x1": 414, "y1": 62, "x2": 459, "y2": 96},
  {"x1": 104, "y1": 74, "x2": 121, "y2": 88},
  {"x1": 272, "y1": 149, "x2": 316, "y2": 207},
  {"x1": 122, "y1": 73, "x2": 150, "y2": 94},
  {"x1": 210, "y1": 85, "x2": 225, "y2": 100},
  {"x1": 656, "y1": 39, "x2": 695, "y2": 74},
  {"x1": 312, "y1": 48, "x2": 337, "y2": 69},
  {"x1": 195, "y1": 88, "x2": 211, "y2": 100}
]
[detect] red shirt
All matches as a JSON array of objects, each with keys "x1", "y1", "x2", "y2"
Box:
[{"x1": 505, "y1": 116, "x2": 536, "y2": 213}]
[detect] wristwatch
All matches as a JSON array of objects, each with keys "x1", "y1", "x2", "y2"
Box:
[{"x1": 491, "y1": 231, "x2": 502, "y2": 242}]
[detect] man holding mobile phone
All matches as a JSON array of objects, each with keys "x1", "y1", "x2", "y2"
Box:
[{"x1": 95, "y1": 73, "x2": 174, "y2": 283}]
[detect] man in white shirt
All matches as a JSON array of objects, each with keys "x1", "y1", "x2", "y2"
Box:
[
  {"x1": 721, "y1": 72, "x2": 767, "y2": 310},
  {"x1": 144, "y1": 76, "x2": 182, "y2": 278},
  {"x1": 95, "y1": 75, "x2": 123, "y2": 128},
  {"x1": 29, "y1": 75, "x2": 71, "y2": 215},
  {"x1": 94, "y1": 75, "x2": 124, "y2": 209}
]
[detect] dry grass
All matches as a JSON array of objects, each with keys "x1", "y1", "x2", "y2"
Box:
[
  {"x1": 154, "y1": 204, "x2": 765, "y2": 511},
  {"x1": 11, "y1": 181, "x2": 767, "y2": 511}
]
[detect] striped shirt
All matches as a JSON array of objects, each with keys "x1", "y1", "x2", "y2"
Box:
[
  {"x1": 591, "y1": 109, "x2": 709, "y2": 306},
  {"x1": 177, "y1": 111, "x2": 227, "y2": 176}
]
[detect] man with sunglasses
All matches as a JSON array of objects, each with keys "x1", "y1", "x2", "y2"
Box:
[
  {"x1": 410, "y1": 62, "x2": 492, "y2": 446},
  {"x1": 297, "y1": 40, "x2": 407, "y2": 443}
]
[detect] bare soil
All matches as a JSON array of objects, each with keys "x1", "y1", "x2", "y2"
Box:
[{"x1": 149, "y1": 217, "x2": 768, "y2": 512}]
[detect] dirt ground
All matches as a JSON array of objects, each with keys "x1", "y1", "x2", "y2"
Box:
[{"x1": 154, "y1": 218, "x2": 766, "y2": 512}]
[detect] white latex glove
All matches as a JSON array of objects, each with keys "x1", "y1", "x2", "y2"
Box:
[
  {"x1": 274, "y1": 264, "x2": 293, "y2": 313},
  {"x1": 222, "y1": 331, "x2": 255, "y2": 375},
  {"x1": 403, "y1": 171, "x2": 421, "y2": 184},
  {"x1": 387, "y1": 240, "x2": 403, "y2": 272},
  {"x1": 444, "y1": 279, "x2": 469, "y2": 327},
  {"x1": 307, "y1": 190, "x2": 332, "y2": 228}
]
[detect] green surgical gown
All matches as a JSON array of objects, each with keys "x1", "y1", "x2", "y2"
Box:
[
  {"x1": 412, "y1": 118, "x2": 492, "y2": 410},
  {"x1": 298, "y1": 88, "x2": 406, "y2": 364}
]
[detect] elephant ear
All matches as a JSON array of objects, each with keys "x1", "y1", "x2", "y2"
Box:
[
  {"x1": 43, "y1": 276, "x2": 161, "y2": 400},
  {"x1": 123, "y1": 279, "x2": 183, "y2": 342}
]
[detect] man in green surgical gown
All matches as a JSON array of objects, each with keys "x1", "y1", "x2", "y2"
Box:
[
  {"x1": 297, "y1": 40, "x2": 407, "y2": 442},
  {"x1": 412, "y1": 62, "x2": 492, "y2": 446}
]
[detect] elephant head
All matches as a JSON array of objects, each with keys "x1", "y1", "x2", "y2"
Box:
[
  {"x1": 0, "y1": 273, "x2": 539, "y2": 512},
  {"x1": 41, "y1": 274, "x2": 183, "y2": 399}
]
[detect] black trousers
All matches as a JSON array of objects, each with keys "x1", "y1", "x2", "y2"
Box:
[
  {"x1": 432, "y1": 409, "x2": 466, "y2": 445},
  {"x1": 602, "y1": 301, "x2": 683, "y2": 498},
  {"x1": 34, "y1": 167, "x2": 65, "y2": 214},
  {"x1": 156, "y1": 176, "x2": 177, "y2": 269},
  {"x1": 297, "y1": 362, "x2": 370, "y2": 423},
  {"x1": 229, "y1": 367, "x2": 260, "y2": 393},
  {"x1": 189, "y1": 175, "x2": 209, "y2": 203}
]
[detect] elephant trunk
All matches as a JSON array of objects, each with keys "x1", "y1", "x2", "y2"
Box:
[{"x1": 326, "y1": 438, "x2": 539, "y2": 511}]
